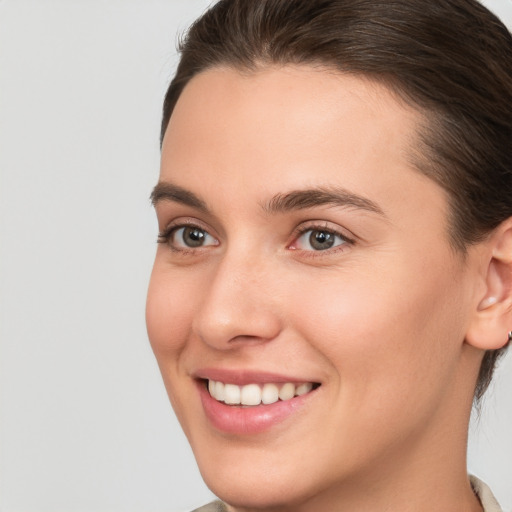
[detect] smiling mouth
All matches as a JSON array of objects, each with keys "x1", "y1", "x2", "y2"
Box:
[{"x1": 206, "y1": 379, "x2": 320, "y2": 406}]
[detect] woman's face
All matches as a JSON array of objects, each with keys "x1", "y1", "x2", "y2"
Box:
[{"x1": 147, "y1": 67, "x2": 482, "y2": 509}]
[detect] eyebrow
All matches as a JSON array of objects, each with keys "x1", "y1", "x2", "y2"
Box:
[
  {"x1": 150, "y1": 182, "x2": 209, "y2": 213},
  {"x1": 262, "y1": 187, "x2": 385, "y2": 216},
  {"x1": 151, "y1": 181, "x2": 385, "y2": 217}
]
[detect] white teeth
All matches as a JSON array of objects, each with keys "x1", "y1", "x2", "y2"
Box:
[
  {"x1": 213, "y1": 380, "x2": 224, "y2": 401},
  {"x1": 207, "y1": 380, "x2": 315, "y2": 406},
  {"x1": 295, "y1": 382, "x2": 313, "y2": 396},
  {"x1": 261, "y1": 383, "x2": 279, "y2": 405},
  {"x1": 224, "y1": 383, "x2": 241, "y2": 405},
  {"x1": 278, "y1": 382, "x2": 295, "y2": 401},
  {"x1": 240, "y1": 384, "x2": 261, "y2": 406}
]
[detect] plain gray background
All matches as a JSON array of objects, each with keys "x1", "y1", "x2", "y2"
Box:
[{"x1": 1, "y1": 1, "x2": 511, "y2": 511}]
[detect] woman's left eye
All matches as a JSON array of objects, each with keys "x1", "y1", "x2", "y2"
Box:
[{"x1": 291, "y1": 228, "x2": 349, "y2": 251}]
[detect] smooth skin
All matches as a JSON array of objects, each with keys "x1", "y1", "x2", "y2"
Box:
[{"x1": 147, "y1": 66, "x2": 512, "y2": 512}]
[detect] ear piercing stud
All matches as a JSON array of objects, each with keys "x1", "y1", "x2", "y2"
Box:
[{"x1": 508, "y1": 331, "x2": 512, "y2": 343}]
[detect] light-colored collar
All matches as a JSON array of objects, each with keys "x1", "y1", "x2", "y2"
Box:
[{"x1": 470, "y1": 475, "x2": 503, "y2": 512}]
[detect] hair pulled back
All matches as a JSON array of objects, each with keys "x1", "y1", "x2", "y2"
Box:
[{"x1": 161, "y1": 0, "x2": 512, "y2": 399}]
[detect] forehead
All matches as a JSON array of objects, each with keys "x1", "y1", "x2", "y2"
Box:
[
  {"x1": 160, "y1": 65, "x2": 447, "y2": 230},
  {"x1": 167, "y1": 65, "x2": 420, "y2": 125},
  {"x1": 162, "y1": 65, "x2": 422, "y2": 176}
]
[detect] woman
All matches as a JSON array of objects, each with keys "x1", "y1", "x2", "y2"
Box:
[{"x1": 146, "y1": 1, "x2": 512, "y2": 510}]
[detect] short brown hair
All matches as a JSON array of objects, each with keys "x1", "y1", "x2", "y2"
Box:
[{"x1": 160, "y1": 0, "x2": 512, "y2": 399}]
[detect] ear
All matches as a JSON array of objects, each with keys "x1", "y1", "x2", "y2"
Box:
[{"x1": 465, "y1": 218, "x2": 512, "y2": 350}]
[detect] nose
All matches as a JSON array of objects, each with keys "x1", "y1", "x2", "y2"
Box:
[{"x1": 192, "y1": 252, "x2": 282, "y2": 350}]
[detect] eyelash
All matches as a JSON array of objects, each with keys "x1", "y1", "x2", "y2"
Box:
[
  {"x1": 157, "y1": 221, "x2": 218, "y2": 253},
  {"x1": 157, "y1": 221, "x2": 355, "y2": 256}
]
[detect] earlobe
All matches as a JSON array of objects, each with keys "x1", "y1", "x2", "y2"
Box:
[{"x1": 465, "y1": 219, "x2": 512, "y2": 350}]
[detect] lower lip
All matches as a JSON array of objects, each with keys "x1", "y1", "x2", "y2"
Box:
[{"x1": 197, "y1": 381, "x2": 316, "y2": 435}]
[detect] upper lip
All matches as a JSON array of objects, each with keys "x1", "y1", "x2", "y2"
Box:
[{"x1": 193, "y1": 368, "x2": 320, "y2": 386}]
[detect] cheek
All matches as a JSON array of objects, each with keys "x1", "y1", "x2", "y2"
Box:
[
  {"x1": 146, "y1": 264, "x2": 195, "y2": 358},
  {"x1": 286, "y1": 260, "x2": 466, "y2": 408},
  {"x1": 146, "y1": 264, "x2": 203, "y2": 430}
]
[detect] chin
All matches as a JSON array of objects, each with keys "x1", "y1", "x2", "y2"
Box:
[
  {"x1": 192, "y1": 440, "x2": 337, "y2": 511},
  {"x1": 204, "y1": 474, "x2": 308, "y2": 511}
]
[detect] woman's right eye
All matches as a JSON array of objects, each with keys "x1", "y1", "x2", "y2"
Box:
[{"x1": 159, "y1": 225, "x2": 219, "y2": 250}]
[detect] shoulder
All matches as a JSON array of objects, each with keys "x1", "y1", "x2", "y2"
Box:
[
  {"x1": 191, "y1": 500, "x2": 228, "y2": 512},
  {"x1": 470, "y1": 475, "x2": 503, "y2": 512}
]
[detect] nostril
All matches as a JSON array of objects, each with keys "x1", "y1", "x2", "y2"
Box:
[{"x1": 228, "y1": 334, "x2": 275, "y2": 345}]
